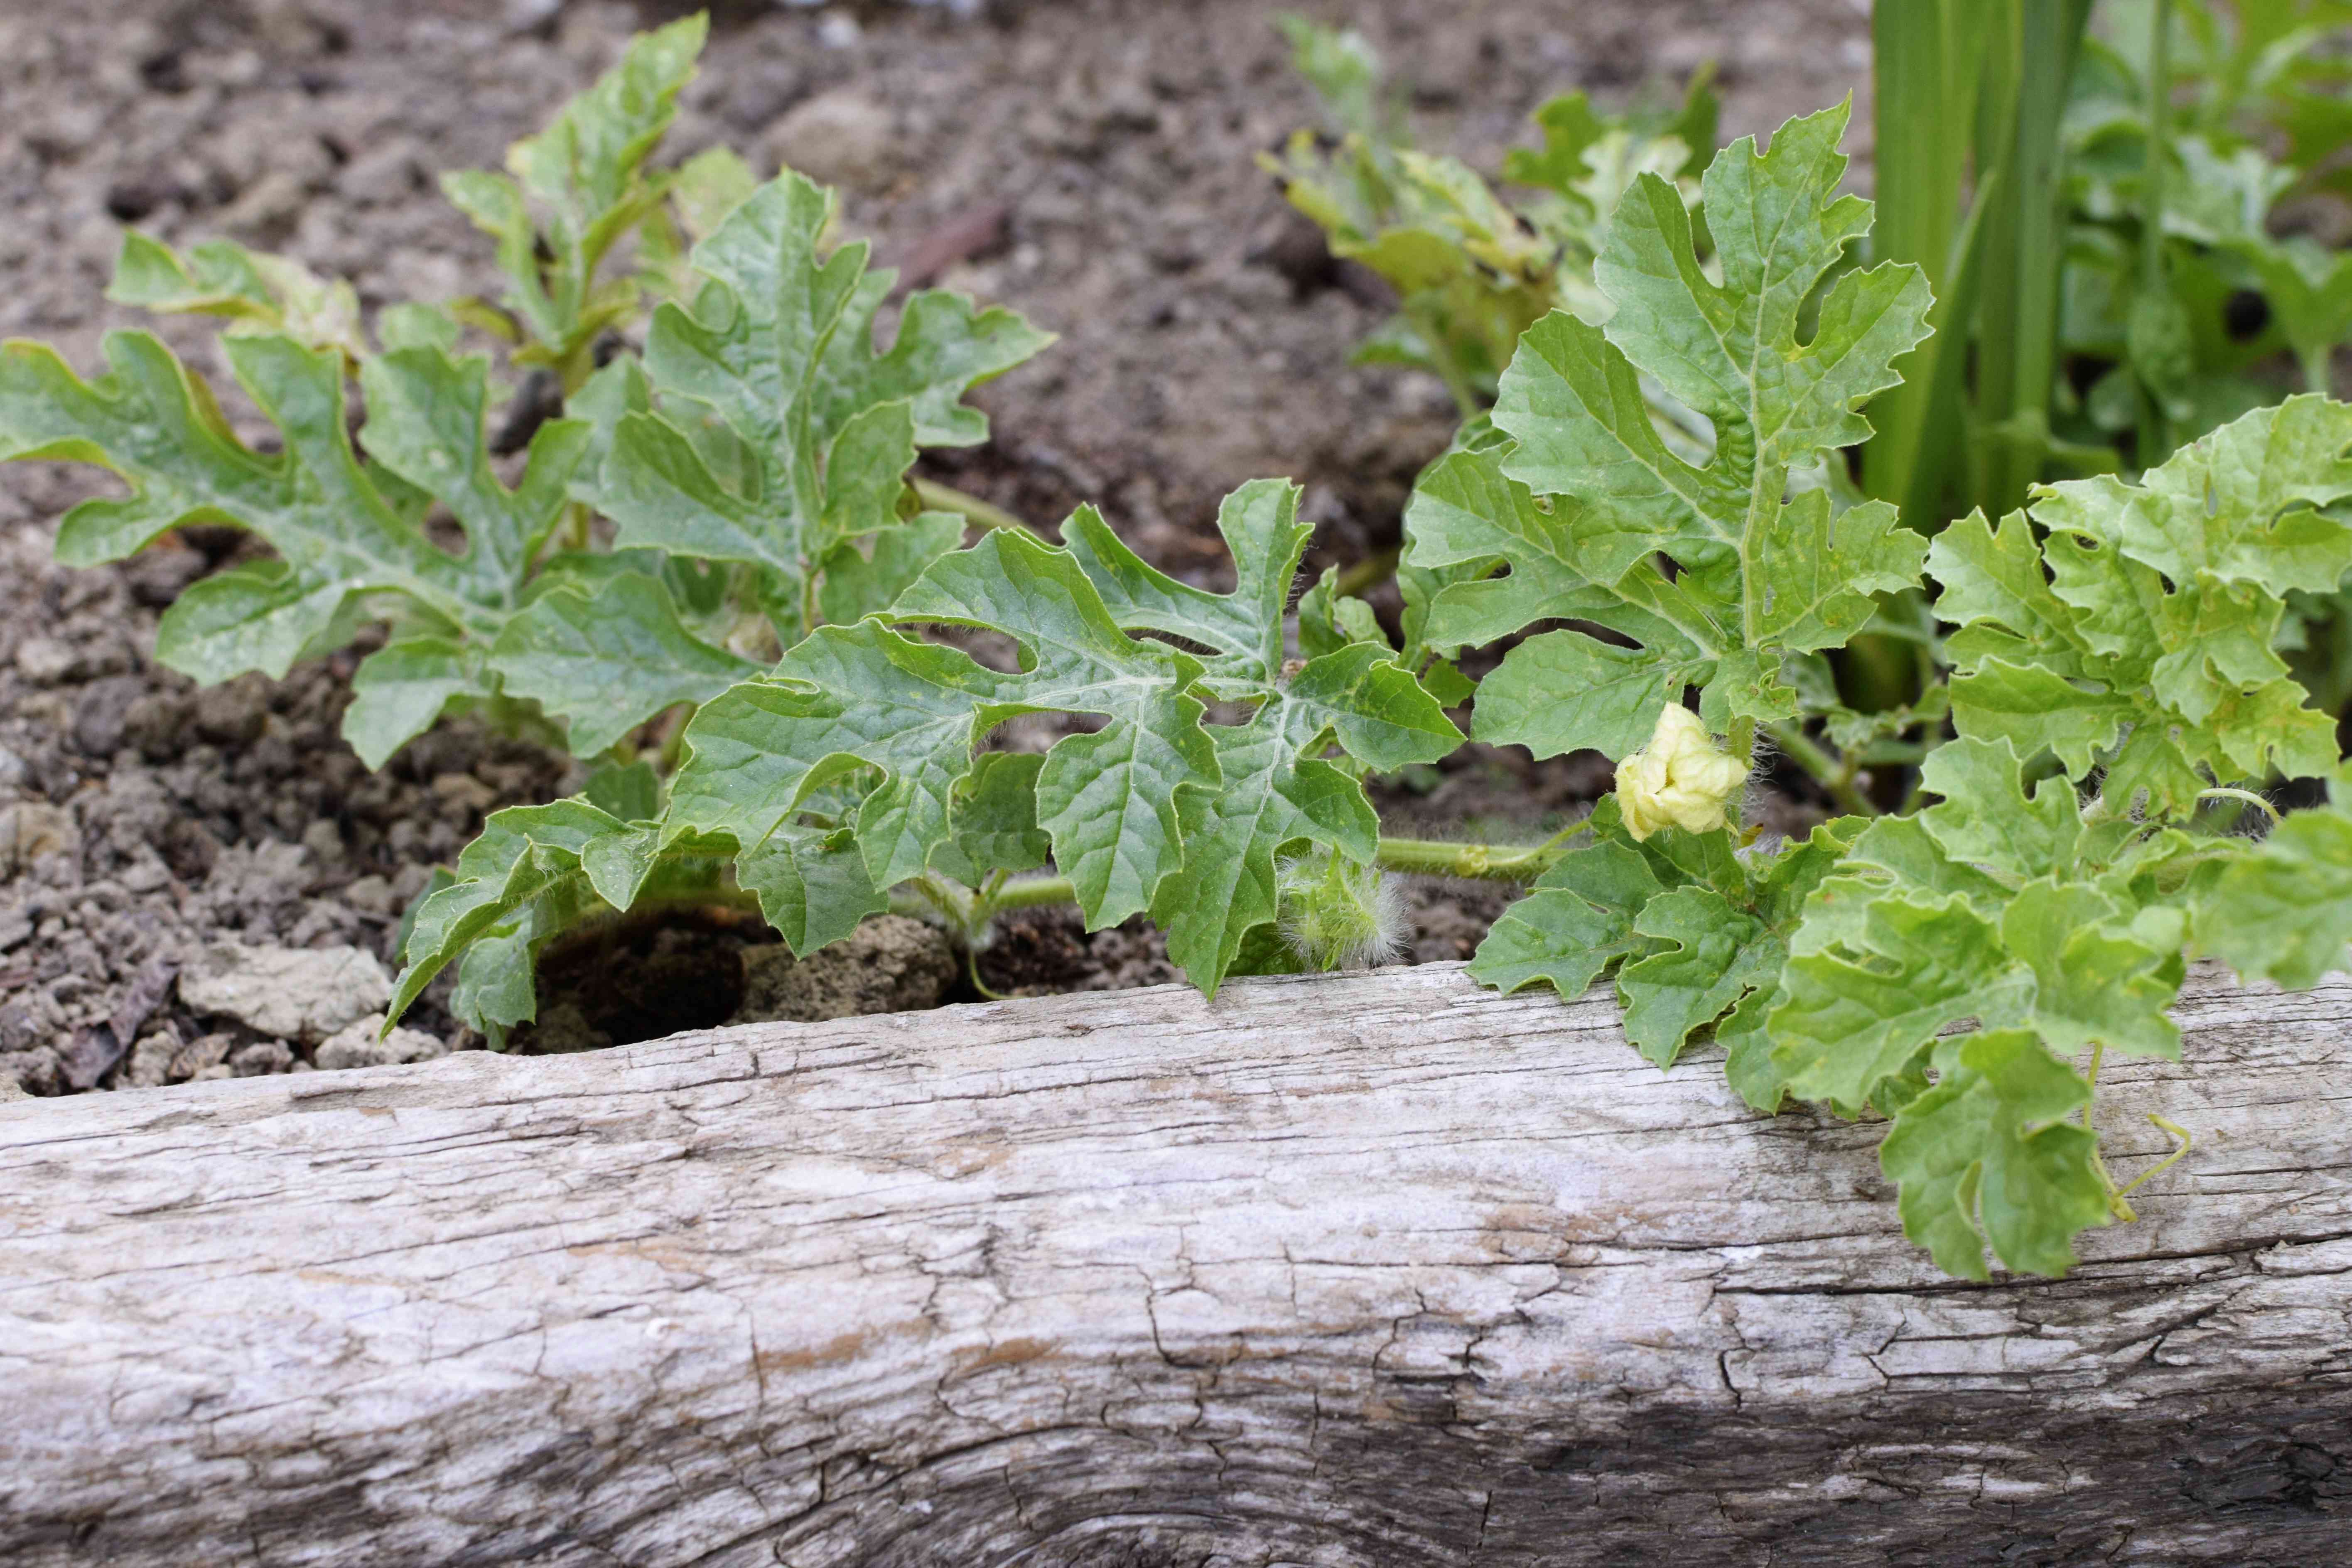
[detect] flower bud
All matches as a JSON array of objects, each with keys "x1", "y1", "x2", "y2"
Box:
[
  {"x1": 1614, "y1": 705, "x2": 1748, "y2": 841},
  {"x1": 1277, "y1": 851, "x2": 1407, "y2": 971}
]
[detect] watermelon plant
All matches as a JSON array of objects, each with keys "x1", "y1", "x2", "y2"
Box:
[
  {"x1": 374, "y1": 95, "x2": 2352, "y2": 1282},
  {"x1": 9, "y1": 11, "x2": 2352, "y2": 1285}
]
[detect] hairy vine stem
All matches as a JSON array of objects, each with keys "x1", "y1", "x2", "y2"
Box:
[
  {"x1": 2196, "y1": 786, "x2": 2280, "y2": 824},
  {"x1": 880, "y1": 831, "x2": 1584, "y2": 947}
]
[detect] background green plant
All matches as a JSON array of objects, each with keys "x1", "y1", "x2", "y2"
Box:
[{"x1": 1262, "y1": 12, "x2": 1722, "y2": 420}]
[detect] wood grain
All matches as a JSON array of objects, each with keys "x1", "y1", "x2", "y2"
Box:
[{"x1": 2, "y1": 961, "x2": 2347, "y2": 1565}]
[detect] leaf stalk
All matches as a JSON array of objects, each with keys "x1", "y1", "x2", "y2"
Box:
[
  {"x1": 911, "y1": 477, "x2": 1043, "y2": 539},
  {"x1": 1764, "y1": 722, "x2": 1878, "y2": 818}
]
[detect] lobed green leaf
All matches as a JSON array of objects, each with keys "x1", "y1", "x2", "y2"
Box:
[
  {"x1": 1931, "y1": 397, "x2": 2352, "y2": 811},
  {"x1": 599, "y1": 172, "x2": 1050, "y2": 645},
  {"x1": 1408, "y1": 101, "x2": 1931, "y2": 755}
]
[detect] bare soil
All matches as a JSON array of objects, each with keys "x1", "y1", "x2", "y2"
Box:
[{"x1": 0, "y1": 0, "x2": 1870, "y2": 1095}]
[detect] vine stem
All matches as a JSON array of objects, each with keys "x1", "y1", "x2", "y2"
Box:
[
  {"x1": 1408, "y1": 300, "x2": 1485, "y2": 420},
  {"x1": 1331, "y1": 547, "x2": 1401, "y2": 600},
  {"x1": 1763, "y1": 721, "x2": 1878, "y2": 818},
  {"x1": 879, "y1": 832, "x2": 1581, "y2": 939},
  {"x1": 2197, "y1": 786, "x2": 2279, "y2": 824},
  {"x1": 1374, "y1": 831, "x2": 1576, "y2": 882},
  {"x1": 911, "y1": 477, "x2": 1042, "y2": 538},
  {"x1": 652, "y1": 704, "x2": 695, "y2": 772},
  {"x1": 2078, "y1": 1044, "x2": 2192, "y2": 1225},
  {"x1": 887, "y1": 871, "x2": 1082, "y2": 930}
]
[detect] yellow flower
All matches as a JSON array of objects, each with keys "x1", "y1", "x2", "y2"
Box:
[{"x1": 1614, "y1": 705, "x2": 1748, "y2": 841}]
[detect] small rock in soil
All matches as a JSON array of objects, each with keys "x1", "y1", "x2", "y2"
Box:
[
  {"x1": 178, "y1": 942, "x2": 392, "y2": 1044},
  {"x1": 13, "y1": 636, "x2": 81, "y2": 685},
  {"x1": 0, "y1": 987, "x2": 69, "y2": 1057},
  {"x1": 0, "y1": 1072, "x2": 26, "y2": 1103},
  {"x1": 761, "y1": 88, "x2": 899, "y2": 191},
  {"x1": 229, "y1": 1040, "x2": 297, "y2": 1077},
  {"x1": 314, "y1": 1012, "x2": 448, "y2": 1071},
  {"x1": 119, "y1": 1028, "x2": 184, "y2": 1090},
  {"x1": 0, "y1": 803, "x2": 80, "y2": 879},
  {"x1": 170, "y1": 1034, "x2": 236, "y2": 1083},
  {"x1": 0, "y1": 1048, "x2": 61, "y2": 1097},
  {"x1": 59, "y1": 1023, "x2": 129, "y2": 1092},
  {"x1": 731, "y1": 916, "x2": 957, "y2": 1025}
]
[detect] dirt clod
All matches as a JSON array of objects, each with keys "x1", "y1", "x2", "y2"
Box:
[
  {"x1": 732, "y1": 916, "x2": 958, "y2": 1025},
  {"x1": 178, "y1": 943, "x2": 392, "y2": 1045},
  {"x1": 315, "y1": 1013, "x2": 448, "y2": 1071}
]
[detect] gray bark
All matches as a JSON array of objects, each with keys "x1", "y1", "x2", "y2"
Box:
[{"x1": 2, "y1": 961, "x2": 2347, "y2": 1566}]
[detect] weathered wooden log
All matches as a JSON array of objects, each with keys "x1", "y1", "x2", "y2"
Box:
[{"x1": 2, "y1": 961, "x2": 2348, "y2": 1565}]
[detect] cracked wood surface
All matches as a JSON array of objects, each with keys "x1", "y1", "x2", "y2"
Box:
[{"x1": 2, "y1": 961, "x2": 2349, "y2": 1566}]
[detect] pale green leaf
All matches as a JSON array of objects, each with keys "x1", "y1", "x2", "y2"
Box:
[
  {"x1": 489, "y1": 574, "x2": 761, "y2": 757},
  {"x1": 345, "y1": 637, "x2": 485, "y2": 769},
  {"x1": 1716, "y1": 986, "x2": 1785, "y2": 1113},
  {"x1": 813, "y1": 285, "x2": 1055, "y2": 450},
  {"x1": 1915, "y1": 736, "x2": 2083, "y2": 883},
  {"x1": 817, "y1": 511, "x2": 965, "y2": 626},
  {"x1": 1935, "y1": 398, "x2": 2352, "y2": 810},
  {"x1": 670, "y1": 145, "x2": 760, "y2": 243},
  {"x1": 1468, "y1": 626, "x2": 1704, "y2": 761},
  {"x1": 1878, "y1": 1030, "x2": 2109, "y2": 1280},
  {"x1": 442, "y1": 14, "x2": 708, "y2": 358},
  {"x1": 603, "y1": 171, "x2": 1048, "y2": 642},
  {"x1": 2194, "y1": 783, "x2": 2352, "y2": 989},
  {"x1": 928, "y1": 751, "x2": 1054, "y2": 884},
  {"x1": 1064, "y1": 479, "x2": 1312, "y2": 686},
  {"x1": 1745, "y1": 492, "x2": 1927, "y2": 652},
  {"x1": 1617, "y1": 886, "x2": 1772, "y2": 1067},
  {"x1": 106, "y1": 231, "x2": 365, "y2": 358},
  {"x1": 820, "y1": 400, "x2": 918, "y2": 540},
  {"x1": 1771, "y1": 895, "x2": 2028, "y2": 1112},
  {"x1": 388, "y1": 798, "x2": 736, "y2": 1044},
  {"x1": 155, "y1": 560, "x2": 356, "y2": 683},
  {"x1": 2001, "y1": 880, "x2": 2183, "y2": 1060},
  {"x1": 1149, "y1": 702, "x2": 1369, "y2": 996},
  {"x1": 1466, "y1": 889, "x2": 1643, "y2": 998},
  {"x1": 389, "y1": 799, "x2": 633, "y2": 1035},
  {"x1": 667, "y1": 630, "x2": 999, "y2": 882},
  {"x1": 448, "y1": 923, "x2": 542, "y2": 1048},
  {"x1": 1295, "y1": 567, "x2": 1388, "y2": 660},
  {"x1": 583, "y1": 759, "x2": 661, "y2": 822},
  {"x1": 0, "y1": 331, "x2": 587, "y2": 764},
  {"x1": 1500, "y1": 92, "x2": 1612, "y2": 197},
  {"x1": 737, "y1": 821, "x2": 888, "y2": 956},
  {"x1": 672, "y1": 530, "x2": 1219, "y2": 923}
]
